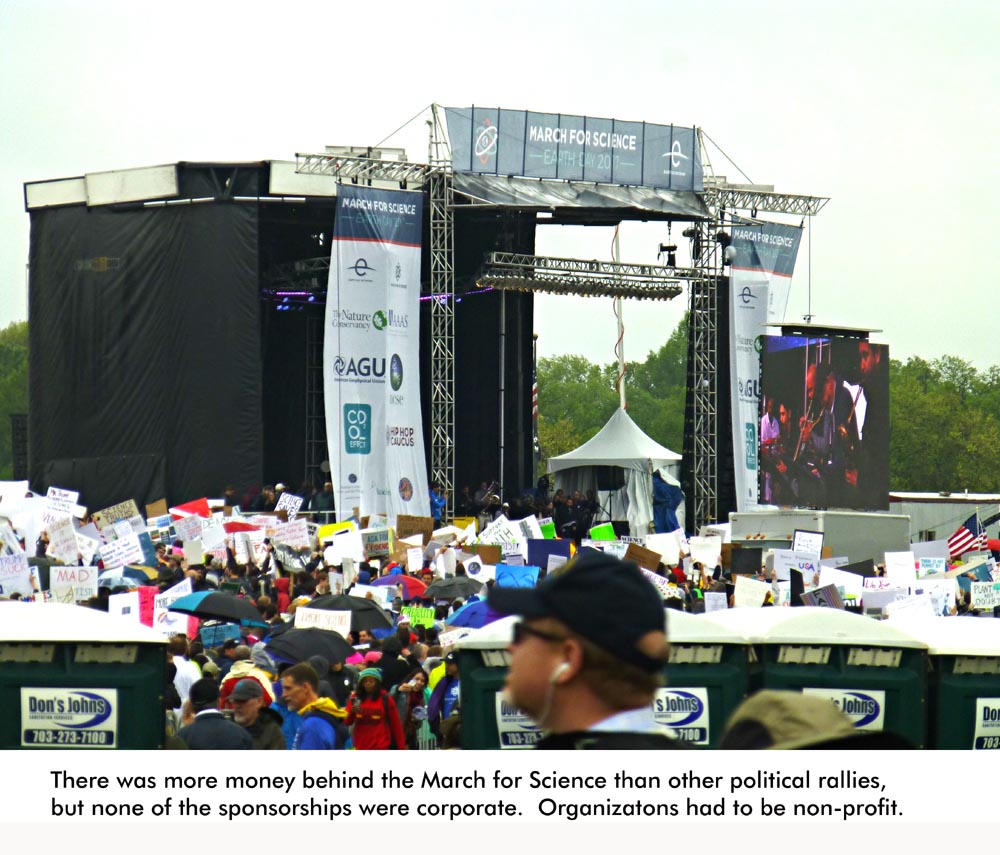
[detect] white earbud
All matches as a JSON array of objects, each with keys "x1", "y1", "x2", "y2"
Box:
[{"x1": 550, "y1": 662, "x2": 571, "y2": 684}]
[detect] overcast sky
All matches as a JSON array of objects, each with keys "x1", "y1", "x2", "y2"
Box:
[{"x1": 2, "y1": 0, "x2": 997, "y2": 373}]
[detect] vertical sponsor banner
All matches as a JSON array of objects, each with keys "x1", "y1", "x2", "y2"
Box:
[
  {"x1": 728, "y1": 222, "x2": 802, "y2": 511},
  {"x1": 325, "y1": 185, "x2": 430, "y2": 522}
]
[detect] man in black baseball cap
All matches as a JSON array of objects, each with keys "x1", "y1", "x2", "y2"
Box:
[{"x1": 488, "y1": 550, "x2": 684, "y2": 749}]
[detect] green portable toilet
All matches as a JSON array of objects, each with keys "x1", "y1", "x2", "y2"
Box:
[
  {"x1": 888, "y1": 616, "x2": 1000, "y2": 750},
  {"x1": 708, "y1": 607, "x2": 928, "y2": 748},
  {"x1": 0, "y1": 602, "x2": 168, "y2": 749},
  {"x1": 453, "y1": 610, "x2": 751, "y2": 749},
  {"x1": 659, "y1": 610, "x2": 751, "y2": 748}
]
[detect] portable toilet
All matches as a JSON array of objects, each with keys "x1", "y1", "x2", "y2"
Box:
[
  {"x1": 888, "y1": 616, "x2": 1000, "y2": 750},
  {"x1": 709, "y1": 607, "x2": 928, "y2": 747},
  {"x1": 659, "y1": 609, "x2": 751, "y2": 748},
  {"x1": 0, "y1": 602, "x2": 168, "y2": 749}
]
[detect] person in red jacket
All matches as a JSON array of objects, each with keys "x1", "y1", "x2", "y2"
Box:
[{"x1": 344, "y1": 668, "x2": 406, "y2": 750}]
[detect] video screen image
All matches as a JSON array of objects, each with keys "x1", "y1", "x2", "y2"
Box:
[{"x1": 758, "y1": 336, "x2": 889, "y2": 511}]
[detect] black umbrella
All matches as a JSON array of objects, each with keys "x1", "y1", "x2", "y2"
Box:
[
  {"x1": 167, "y1": 591, "x2": 268, "y2": 627},
  {"x1": 307, "y1": 594, "x2": 394, "y2": 631},
  {"x1": 265, "y1": 628, "x2": 354, "y2": 666},
  {"x1": 423, "y1": 576, "x2": 483, "y2": 600}
]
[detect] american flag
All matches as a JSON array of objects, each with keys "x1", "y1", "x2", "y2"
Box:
[{"x1": 948, "y1": 514, "x2": 986, "y2": 559}]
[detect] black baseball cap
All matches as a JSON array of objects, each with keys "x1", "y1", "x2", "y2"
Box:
[{"x1": 488, "y1": 551, "x2": 666, "y2": 673}]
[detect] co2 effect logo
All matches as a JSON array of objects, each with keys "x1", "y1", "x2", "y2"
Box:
[{"x1": 343, "y1": 404, "x2": 371, "y2": 455}]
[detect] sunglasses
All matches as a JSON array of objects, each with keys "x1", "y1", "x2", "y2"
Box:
[{"x1": 512, "y1": 621, "x2": 566, "y2": 645}]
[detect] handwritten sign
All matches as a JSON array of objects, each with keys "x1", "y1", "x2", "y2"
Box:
[
  {"x1": 884, "y1": 551, "x2": 917, "y2": 585},
  {"x1": 349, "y1": 584, "x2": 391, "y2": 605},
  {"x1": 362, "y1": 527, "x2": 392, "y2": 558},
  {"x1": 50, "y1": 565, "x2": 98, "y2": 603},
  {"x1": 704, "y1": 591, "x2": 728, "y2": 613},
  {"x1": 295, "y1": 607, "x2": 351, "y2": 637},
  {"x1": 401, "y1": 606, "x2": 436, "y2": 628},
  {"x1": 275, "y1": 492, "x2": 304, "y2": 520},
  {"x1": 100, "y1": 533, "x2": 145, "y2": 569},
  {"x1": 0, "y1": 554, "x2": 33, "y2": 597},
  {"x1": 47, "y1": 516, "x2": 81, "y2": 565},
  {"x1": 733, "y1": 575, "x2": 771, "y2": 608},
  {"x1": 971, "y1": 582, "x2": 1000, "y2": 610},
  {"x1": 689, "y1": 535, "x2": 722, "y2": 569},
  {"x1": 274, "y1": 518, "x2": 310, "y2": 550},
  {"x1": 773, "y1": 550, "x2": 820, "y2": 583}
]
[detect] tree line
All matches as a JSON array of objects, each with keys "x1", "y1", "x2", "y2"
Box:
[{"x1": 537, "y1": 315, "x2": 1000, "y2": 493}]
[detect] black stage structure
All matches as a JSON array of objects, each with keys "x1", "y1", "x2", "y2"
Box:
[{"x1": 25, "y1": 113, "x2": 828, "y2": 527}]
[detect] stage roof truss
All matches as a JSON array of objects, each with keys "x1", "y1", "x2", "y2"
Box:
[
  {"x1": 295, "y1": 152, "x2": 431, "y2": 189},
  {"x1": 476, "y1": 252, "x2": 689, "y2": 300},
  {"x1": 702, "y1": 181, "x2": 829, "y2": 218}
]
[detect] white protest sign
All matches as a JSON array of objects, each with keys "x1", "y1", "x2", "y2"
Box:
[
  {"x1": 273, "y1": 518, "x2": 310, "y2": 550},
  {"x1": 885, "y1": 594, "x2": 936, "y2": 621},
  {"x1": 406, "y1": 547, "x2": 424, "y2": 575},
  {"x1": 971, "y1": 582, "x2": 1000, "y2": 610},
  {"x1": 704, "y1": 591, "x2": 728, "y2": 613},
  {"x1": 156, "y1": 577, "x2": 192, "y2": 605},
  {"x1": 463, "y1": 560, "x2": 495, "y2": 583},
  {"x1": 75, "y1": 533, "x2": 99, "y2": 566},
  {"x1": 0, "y1": 553, "x2": 34, "y2": 597},
  {"x1": 646, "y1": 531, "x2": 682, "y2": 565},
  {"x1": 108, "y1": 590, "x2": 141, "y2": 623},
  {"x1": 791, "y1": 529, "x2": 824, "y2": 554},
  {"x1": 515, "y1": 515, "x2": 543, "y2": 544},
  {"x1": 349, "y1": 584, "x2": 391, "y2": 605},
  {"x1": 689, "y1": 535, "x2": 722, "y2": 568},
  {"x1": 0, "y1": 520, "x2": 23, "y2": 556},
  {"x1": 50, "y1": 565, "x2": 98, "y2": 603},
  {"x1": 200, "y1": 520, "x2": 227, "y2": 551},
  {"x1": 861, "y1": 587, "x2": 907, "y2": 615},
  {"x1": 773, "y1": 549, "x2": 821, "y2": 583},
  {"x1": 47, "y1": 515, "x2": 81, "y2": 565},
  {"x1": 322, "y1": 528, "x2": 364, "y2": 565},
  {"x1": 733, "y1": 574, "x2": 771, "y2": 608},
  {"x1": 911, "y1": 539, "x2": 951, "y2": 562},
  {"x1": 173, "y1": 515, "x2": 203, "y2": 543},
  {"x1": 400, "y1": 533, "x2": 424, "y2": 548},
  {"x1": 600, "y1": 541, "x2": 629, "y2": 560},
  {"x1": 438, "y1": 627, "x2": 475, "y2": 648},
  {"x1": 478, "y1": 515, "x2": 521, "y2": 547},
  {"x1": 546, "y1": 554, "x2": 568, "y2": 573},
  {"x1": 438, "y1": 546, "x2": 457, "y2": 578},
  {"x1": 184, "y1": 538, "x2": 203, "y2": 564},
  {"x1": 46, "y1": 487, "x2": 82, "y2": 517},
  {"x1": 152, "y1": 607, "x2": 192, "y2": 637},
  {"x1": 275, "y1": 492, "x2": 304, "y2": 520},
  {"x1": 99, "y1": 533, "x2": 145, "y2": 569},
  {"x1": 294, "y1": 606, "x2": 351, "y2": 637},
  {"x1": 341, "y1": 557, "x2": 357, "y2": 589},
  {"x1": 918, "y1": 557, "x2": 948, "y2": 578},
  {"x1": 819, "y1": 565, "x2": 865, "y2": 604},
  {"x1": 884, "y1": 551, "x2": 917, "y2": 585},
  {"x1": 640, "y1": 567, "x2": 683, "y2": 600},
  {"x1": 912, "y1": 578, "x2": 958, "y2": 616}
]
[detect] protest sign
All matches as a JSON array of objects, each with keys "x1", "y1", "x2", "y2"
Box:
[
  {"x1": 466, "y1": 544, "x2": 502, "y2": 565},
  {"x1": 349, "y1": 584, "x2": 392, "y2": 605},
  {"x1": 273, "y1": 518, "x2": 310, "y2": 550},
  {"x1": 395, "y1": 515, "x2": 435, "y2": 547},
  {"x1": 773, "y1": 549, "x2": 820, "y2": 583},
  {"x1": 460, "y1": 554, "x2": 496, "y2": 582},
  {"x1": 0, "y1": 520, "x2": 23, "y2": 556},
  {"x1": 971, "y1": 582, "x2": 1000, "y2": 610},
  {"x1": 361, "y1": 527, "x2": 392, "y2": 558},
  {"x1": 704, "y1": 591, "x2": 728, "y2": 613},
  {"x1": 800, "y1": 583, "x2": 845, "y2": 609},
  {"x1": 401, "y1": 606, "x2": 435, "y2": 628},
  {"x1": 689, "y1": 535, "x2": 722, "y2": 568},
  {"x1": 538, "y1": 517, "x2": 556, "y2": 539},
  {"x1": 515, "y1": 515, "x2": 543, "y2": 543},
  {"x1": 526, "y1": 538, "x2": 570, "y2": 572},
  {"x1": 588, "y1": 522, "x2": 616, "y2": 541},
  {"x1": 145, "y1": 498, "x2": 169, "y2": 519},
  {"x1": 183, "y1": 538, "x2": 203, "y2": 564},
  {"x1": 107, "y1": 591, "x2": 140, "y2": 622},
  {"x1": 884, "y1": 594, "x2": 936, "y2": 620},
  {"x1": 199, "y1": 623, "x2": 241, "y2": 648},
  {"x1": 818, "y1": 565, "x2": 864, "y2": 603},
  {"x1": 275, "y1": 492, "x2": 304, "y2": 520},
  {"x1": 50, "y1": 565, "x2": 98, "y2": 603},
  {"x1": 841, "y1": 558, "x2": 877, "y2": 578},
  {"x1": 911, "y1": 577, "x2": 957, "y2": 616},
  {"x1": 546, "y1": 555, "x2": 567, "y2": 574},
  {"x1": 599, "y1": 541, "x2": 628, "y2": 560},
  {"x1": 910, "y1": 538, "x2": 951, "y2": 562},
  {"x1": 640, "y1": 567, "x2": 682, "y2": 600},
  {"x1": 137, "y1": 586, "x2": 158, "y2": 627},
  {"x1": 918, "y1": 557, "x2": 948, "y2": 578},
  {"x1": 861, "y1": 586, "x2": 906, "y2": 616},
  {"x1": 437, "y1": 547, "x2": 457, "y2": 577},
  {"x1": 496, "y1": 564, "x2": 540, "y2": 589},
  {"x1": 0, "y1": 553, "x2": 33, "y2": 597},
  {"x1": 173, "y1": 515, "x2": 203, "y2": 543},
  {"x1": 92, "y1": 499, "x2": 142, "y2": 534},
  {"x1": 46, "y1": 487, "x2": 83, "y2": 517},
  {"x1": 792, "y1": 529, "x2": 824, "y2": 554},
  {"x1": 405, "y1": 547, "x2": 423, "y2": 575},
  {"x1": 733, "y1": 575, "x2": 771, "y2": 608},
  {"x1": 646, "y1": 531, "x2": 683, "y2": 566},
  {"x1": 99, "y1": 533, "x2": 145, "y2": 569},
  {"x1": 438, "y1": 627, "x2": 475, "y2": 648},
  {"x1": 884, "y1": 551, "x2": 917, "y2": 585},
  {"x1": 47, "y1": 515, "x2": 81, "y2": 565},
  {"x1": 294, "y1": 607, "x2": 352, "y2": 637},
  {"x1": 625, "y1": 543, "x2": 663, "y2": 573},
  {"x1": 478, "y1": 515, "x2": 521, "y2": 548}
]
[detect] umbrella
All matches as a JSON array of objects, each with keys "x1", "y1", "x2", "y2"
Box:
[
  {"x1": 370, "y1": 574, "x2": 427, "y2": 599},
  {"x1": 445, "y1": 599, "x2": 503, "y2": 629},
  {"x1": 423, "y1": 576, "x2": 483, "y2": 600},
  {"x1": 167, "y1": 590, "x2": 268, "y2": 627},
  {"x1": 265, "y1": 627, "x2": 353, "y2": 665},
  {"x1": 125, "y1": 564, "x2": 158, "y2": 580},
  {"x1": 97, "y1": 566, "x2": 150, "y2": 588},
  {"x1": 307, "y1": 594, "x2": 394, "y2": 631}
]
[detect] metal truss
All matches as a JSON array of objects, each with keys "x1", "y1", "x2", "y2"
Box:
[
  {"x1": 295, "y1": 152, "x2": 430, "y2": 188},
  {"x1": 702, "y1": 180, "x2": 829, "y2": 218},
  {"x1": 477, "y1": 252, "x2": 689, "y2": 300},
  {"x1": 688, "y1": 222, "x2": 723, "y2": 530},
  {"x1": 428, "y1": 109, "x2": 455, "y2": 514},
  {"x1": 304, "y1": 314, "x2": 327, "y2": 489}
]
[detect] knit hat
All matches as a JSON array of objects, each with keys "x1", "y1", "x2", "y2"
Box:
[
  {"x1": 251, "y1": 642, "x2": 275, "y2": 674},
  {"x1": 230, "y1": 679, "x2": 264, "y2": 702},
  {"x1": 358, "y1": 668, "x2": 382, "y2": 682}
]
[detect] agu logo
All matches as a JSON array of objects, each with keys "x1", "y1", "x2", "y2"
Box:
[
  {"x1": 653, "y1": 690, "x2": 705, "y2": 727},
  {"x1": 343, "y1": 404, "x2": 371, "y2": 455},
  {"x1": 334, "y1": 355, "x2": 386, "y2": 379}
]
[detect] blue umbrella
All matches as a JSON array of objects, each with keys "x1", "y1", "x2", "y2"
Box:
[
  {"x1": 445, "y1": 599, "x2": 503, "y2": 629},
  {"x1": 167, "y1": 590, "x2": 268, "y2": 627},
  {"x1": 98, "y1": 566, "x2": 151, "y2": 588}
]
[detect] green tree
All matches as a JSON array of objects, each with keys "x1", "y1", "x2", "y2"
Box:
[{"x1": 0, "y1": 321, "x2": 28, "y2": 480}]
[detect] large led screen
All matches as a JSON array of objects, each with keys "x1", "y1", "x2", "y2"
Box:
[{"x1": 758, "y1": 336, "x2": 889, "y2": 511}]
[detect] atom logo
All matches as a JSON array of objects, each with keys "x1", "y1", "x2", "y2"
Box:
[{"x1": 475, "y1": 119, "x2": 498, "y2": 165}]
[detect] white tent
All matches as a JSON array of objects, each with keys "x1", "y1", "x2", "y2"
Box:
[{"x1": 547, "y1": 408, "x2": 683, "y2": 535}]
